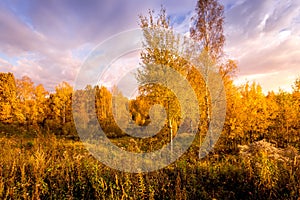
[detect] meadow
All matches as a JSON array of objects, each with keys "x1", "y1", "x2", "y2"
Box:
[{"x1": 1, "y1": 130, "x2": 300, "y2": 200}]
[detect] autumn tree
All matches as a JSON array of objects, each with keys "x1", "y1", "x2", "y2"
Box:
[
  {"x1": 190, "y1": 1, "x2": 244, "y2": 153},
  {"x1": 48, "y1": 82, "x2": 74, "y2": 135},
  {"x1": 264, "y1": 91, "x2": 280, "y2": 143},
  {"x1": 137, "y1": 5, "x2": 228, "y2": 156},
  {"x1": 0, "y1": 73, "x2": 23, "y2": 123},
  {"x1": 292, "y1": 77, "x2": 300, "y2": 137},
  {"x1": 293, "y1": 77, "x2": 300, "y2": 146},
  {"x1": 95, "y1": 86, "x2": 113, "y2": 121},
  {"x1": 138, "y1": 8, "x2": 189, "y2": 137},
  {"x1": 190, "y1": 0, "x2": 226, "y2": 113},
  {"x1": 16, "y1": 76, "x2": 35, "y2": 102},
  {"x1": 94, "y1": 85, "x2": 128, "y2": 138},
  {"x1": 16, "y1": 76, "x2": 34, "y2": 126},
  {"x1": 34, "y1": 84, "x2": 49, "y2": 127},
  {"x1": 239, "y1": 82, "x2": 269, "y2": 143},
  {"x1": 190, "y1": 0, "x2": 225, "y2": 61},
  {"x1": 274, "y1": 90, "x2": 298, "y2": 146}
]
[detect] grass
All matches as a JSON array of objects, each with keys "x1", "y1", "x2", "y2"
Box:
[{"x1": 0, "y1": 134, "x2": 300, "y2": 199}]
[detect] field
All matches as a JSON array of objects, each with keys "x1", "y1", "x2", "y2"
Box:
[{"x1": 1, "y1": 132, "x2": 300, "y2": 200}]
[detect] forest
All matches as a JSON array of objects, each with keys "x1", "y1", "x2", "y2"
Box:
[{"x1": 1, "y1": 0, "x2": 300, "y2": 199}]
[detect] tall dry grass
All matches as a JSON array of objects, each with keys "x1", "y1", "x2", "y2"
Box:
[{"x1": 0, "y1": 135, "x2": 300, "y2": 199}]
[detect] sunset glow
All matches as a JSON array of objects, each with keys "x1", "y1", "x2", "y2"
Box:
[{"x1": 0, "y1": 0, "x2": 299, "y2": 92}]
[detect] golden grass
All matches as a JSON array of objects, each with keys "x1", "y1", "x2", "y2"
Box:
[{"x1": 0, "y1": 135, "x2": 299, "y2": 199}]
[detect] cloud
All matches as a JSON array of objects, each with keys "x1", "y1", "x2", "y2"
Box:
[
  {"x1": 22, "y1": 53, "x2": 80, "y2": 90},
  {"x1": 171, "y1": 11, "x2": 194, "y2": 36},
  {"x1": 163, "y1": 0, "x2": 197, "y2": 15},
  {"x1": 0, "y1": 57, "x2": 15, "y2": 72},
  {"x1": 234, "y1": 70, "x2": 297, "y2": 94},
  {"x1": 2, "y1": 0, "x2": 298, "y2": 93},
  {"x1": 0, "y1": 4, "x2": 47, "y2": 56},
  {"x1": 0, "y1": 0, "x2": 198, "y2": 91},
  {"x1": 221, "y1": 0, "x2": 300, "y2": 92},
  {"x1": 264, "y1": 0, "x2": 300, "y2": 33}
]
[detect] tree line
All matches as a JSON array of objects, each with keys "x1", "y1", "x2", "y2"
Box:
[
  {"x1": 0, "y1": 71, "x2": 299, "y2": 148},
  {"x1": 0, "y1": 0, "x2": 299, "y2": 152}
]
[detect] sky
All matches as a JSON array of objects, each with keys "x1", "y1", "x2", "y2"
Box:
[{"x1": 0, "y1": 0, "x2": 299, "y2": 94}]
